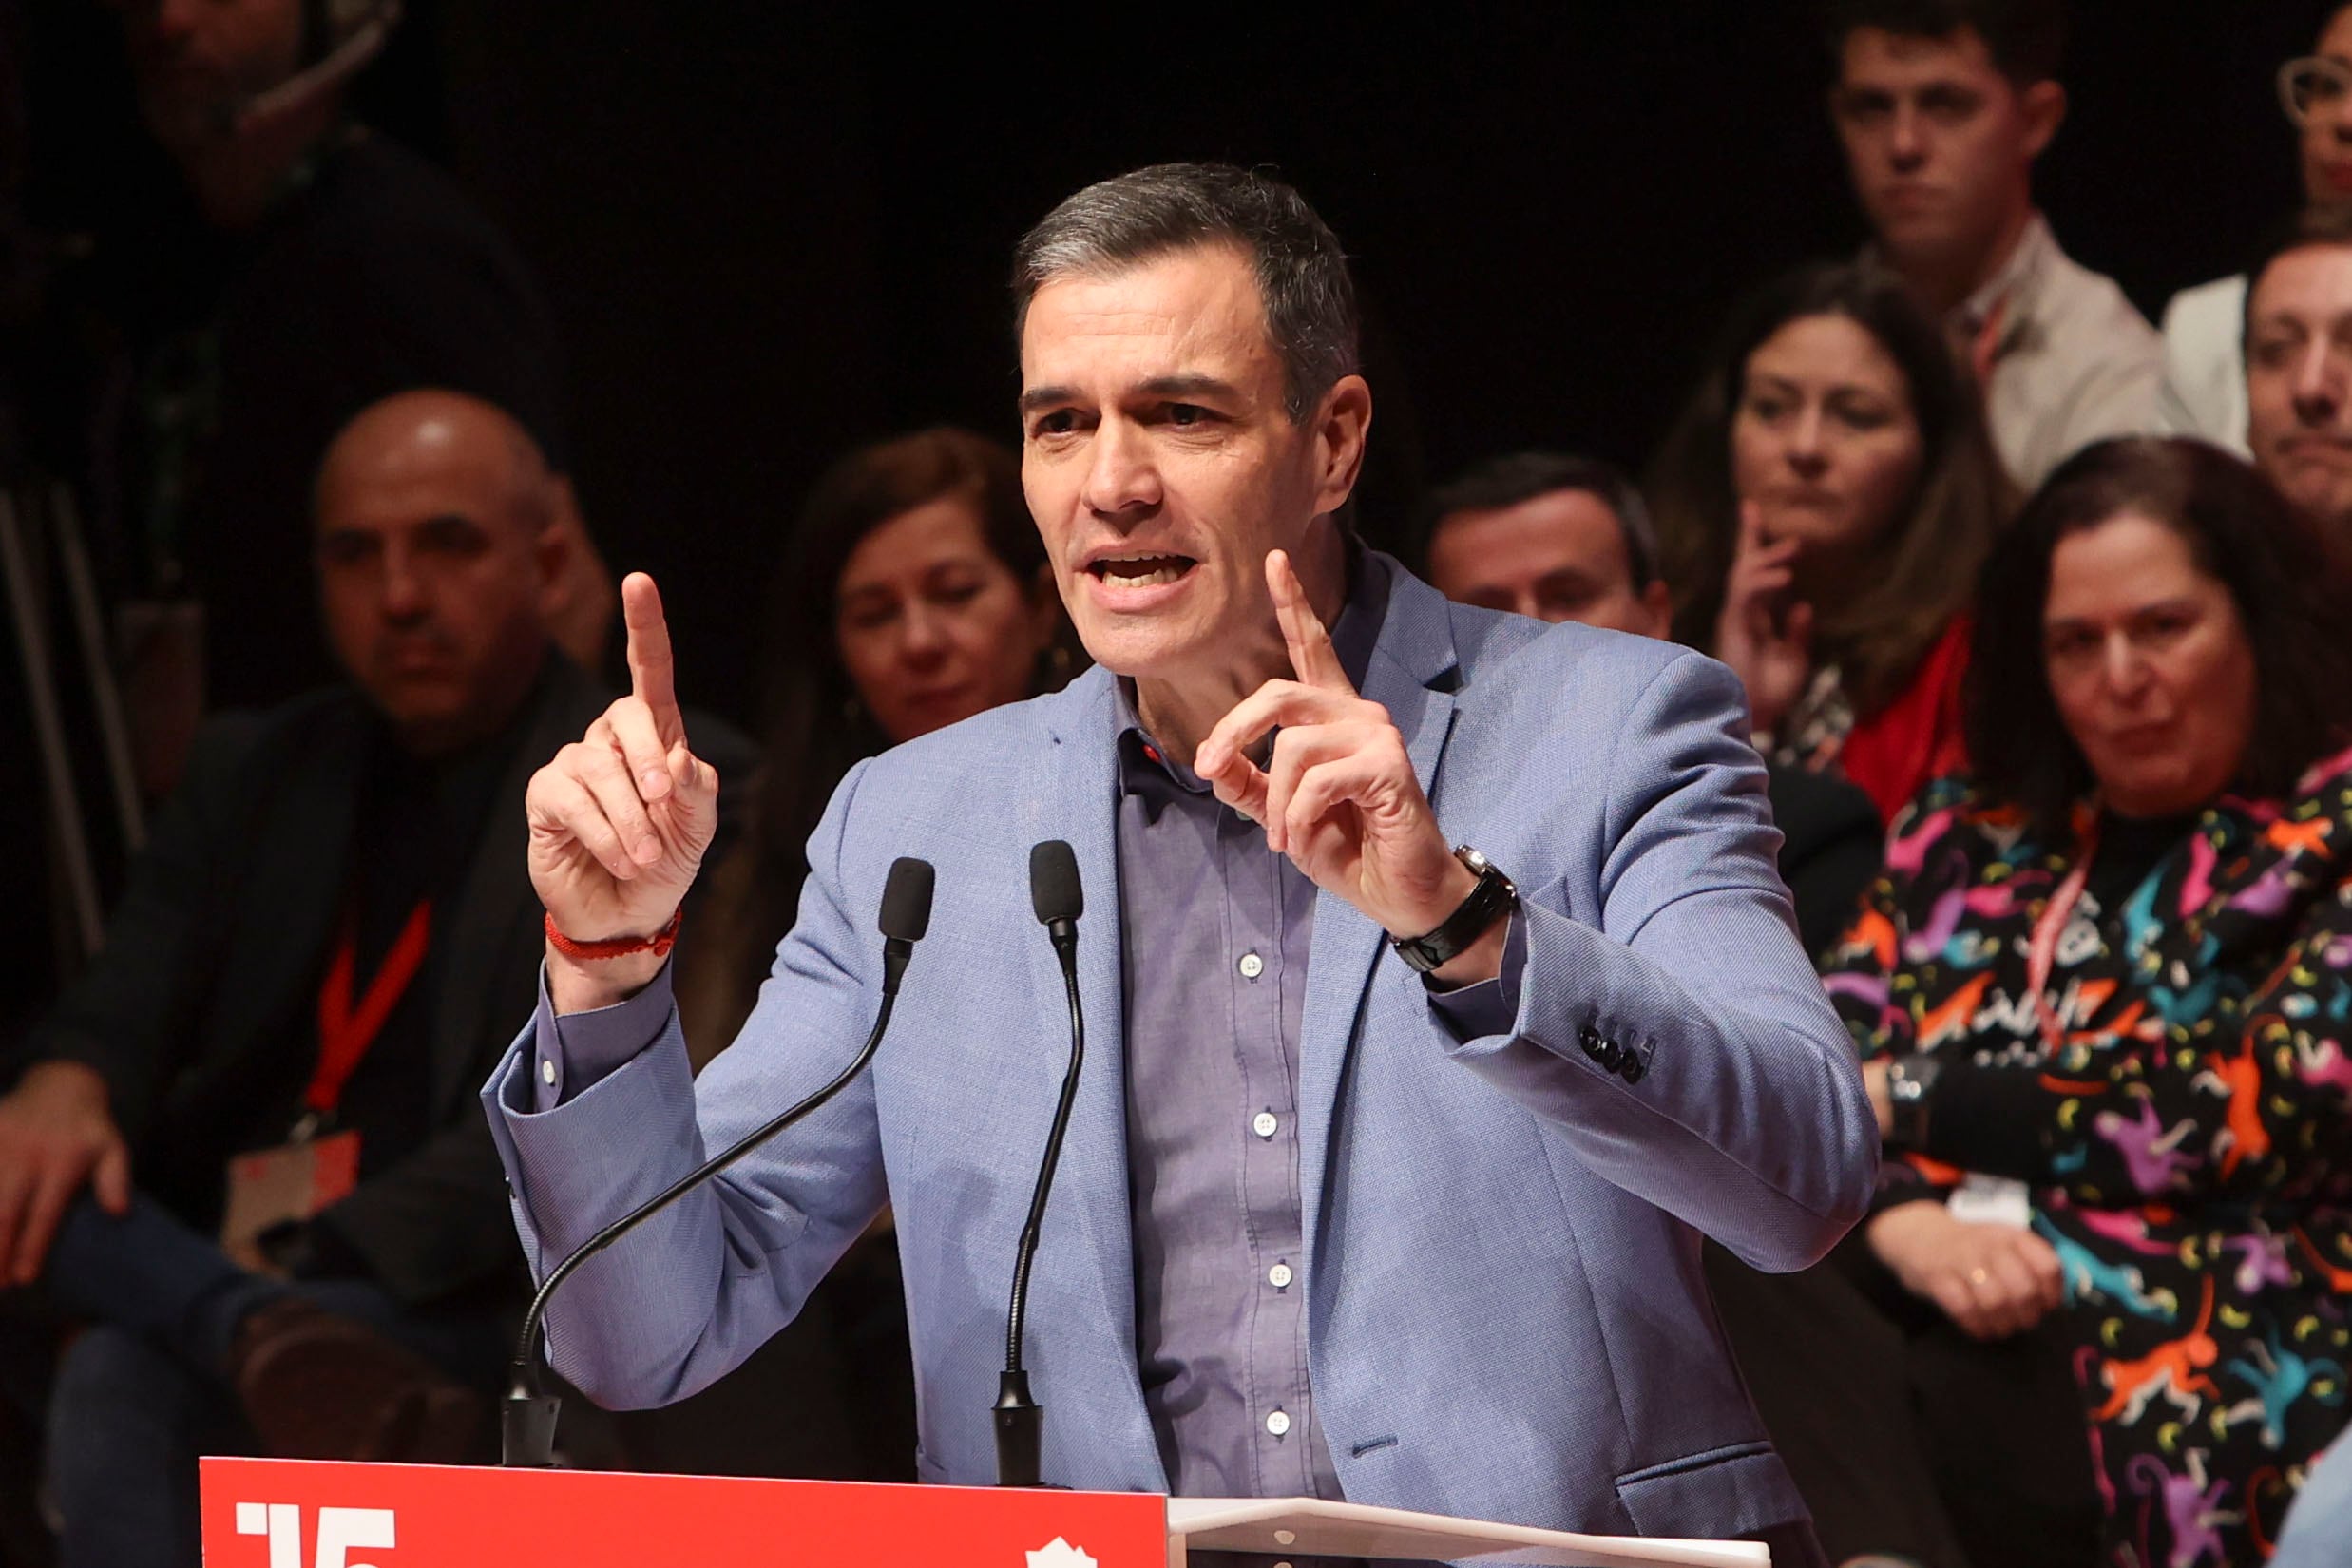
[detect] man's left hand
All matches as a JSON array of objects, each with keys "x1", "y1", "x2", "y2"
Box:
[{"x1": 1195, "y1": 550, "x2": 1502, "y2": 985}]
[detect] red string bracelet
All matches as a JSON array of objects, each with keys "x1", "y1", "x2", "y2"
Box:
[{"x1": 544, "y1": 906, "x2": 681, "y2": 962}]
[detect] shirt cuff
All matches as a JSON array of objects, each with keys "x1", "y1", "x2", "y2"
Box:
[
  {"x1": 1425, "y1": 909, "x2": 1526, "y2": 1042},
  {"x1": 530, "y1": 960, "x2": 677, "y2": 1112}
]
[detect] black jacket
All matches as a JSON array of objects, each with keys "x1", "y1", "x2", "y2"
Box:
[
  {"x1": 1765, "y1": 762, "x2": 1884, "y2": 963},
  {"x1": 18, "y1": 655, "x2": 749, "y2": 1307}
]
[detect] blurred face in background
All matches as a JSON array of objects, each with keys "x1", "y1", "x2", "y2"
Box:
[
  {"x1": 2247, "y1": 243, "x2": 2352, "y2": 533},
  {"x1": 834, "y1": 493, "x2": 1060, "y2": 745},
  {"x1": 2293, "y1": 8, "x2": 2352, "y2": 209},
  {"x1": 115, "y1": 0, "x2": 306, "y2": 156},
  {"x1": 1830, "y1": 26, "x2": 2059, "y2": 283},
  {"x1": 1730, "y1": 312, "x2": 1925, "y2": 593},
  {"x1": 315, "y1": 394, "x2": 562, "y2": 755},
  {"x1": 1426, "y1": 488, "x2": 1671, "y2": 636},
  {"x1": 2042, "y1": 512, "x2": 2256, "y2": 820}
]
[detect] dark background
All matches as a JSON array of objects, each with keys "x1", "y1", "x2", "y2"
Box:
[{"x1": 15, "y1": 0, "x2": 2332, "y2": 727}]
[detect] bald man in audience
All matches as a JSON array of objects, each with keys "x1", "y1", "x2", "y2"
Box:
[
  {"x1": 1423, "y1": 452, "x2": 1882, "y2": 959},
  {"x1": 0, "y1": 390, "x2": 746, "y2": 1568}
]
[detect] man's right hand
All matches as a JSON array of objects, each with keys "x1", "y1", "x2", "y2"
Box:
[
  {"x1": 0, "y1": 1061, "x2": 131, "y2": 1286},
  {"x1": 526, "y1": 573, "x2": 720, "y2": 1013},
  {"x1": 1866, "y1": 1199, "x2": 2065, "y2": 1342}
]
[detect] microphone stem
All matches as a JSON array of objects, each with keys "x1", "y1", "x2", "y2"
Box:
[
  {"x1": 504, "y1": 936, "x2": 909, "y2": 1465},
  {"x1": 1004, "y1": 924, "x2": 1082, "y2": 1375}
]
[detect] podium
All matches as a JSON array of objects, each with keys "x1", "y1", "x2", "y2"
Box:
[{"x1": 201, "y1": 1457, "x2": 1771, "y2": 1566}]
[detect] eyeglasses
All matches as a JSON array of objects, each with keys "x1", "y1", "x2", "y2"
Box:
[{"x1": 2281, "y1": 56, "x2": 2352, "y2": 125}]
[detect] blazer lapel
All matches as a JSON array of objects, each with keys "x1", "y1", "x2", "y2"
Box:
[
  {"x1": 1034, "y1": 670, "x2": 1163, "y2": 1487},
  {"x1": 1296, "y1": 567, "x2": 1462, "y2": 1266},
  {"x1": 221, "y1": 704, "x2": 366, "y2": 1080}
]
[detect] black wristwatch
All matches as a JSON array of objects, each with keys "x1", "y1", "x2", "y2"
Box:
[
  {"x1": 1884, "y1": 1055, "x2": 1941, "y2": 1148},
  {"x1": 1390, "y1": 847, "x2": 1520, "y2": 974}
]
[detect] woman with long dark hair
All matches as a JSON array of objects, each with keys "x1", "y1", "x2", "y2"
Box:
[
  {"x1": 1818, "y1": 438, "x2": 2352, "y2": 1566},
  {"x1": 1649, "y1": 260, "x2": 2011, "y2": 821}
]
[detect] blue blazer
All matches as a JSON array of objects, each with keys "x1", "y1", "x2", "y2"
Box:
[{"x1": 486, "y1": 561, "x2": 1877, "y2": 1546}]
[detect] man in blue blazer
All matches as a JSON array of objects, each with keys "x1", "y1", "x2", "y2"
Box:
[{"x1": 487, "y1": 164, "x2": 1876, "y2": 1562}]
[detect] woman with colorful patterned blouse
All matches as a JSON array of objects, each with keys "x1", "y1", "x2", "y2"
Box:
[{"x1": 1826, "y1": 438, "x2": 2352, "y2": 1567}]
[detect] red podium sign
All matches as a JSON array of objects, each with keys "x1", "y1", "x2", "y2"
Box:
[{"x1": 201, "y1": 1457, "x2": 1166, "y2": 1568}]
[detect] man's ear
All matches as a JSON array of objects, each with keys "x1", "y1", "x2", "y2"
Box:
[
  {"x1": 538, "y1": 475, "x2": 621, "y2": 670},
  {"x1": 2018, "y1": 79, "x2": 2066, "y2": 163},
  {"x1": 1311, "y1": 373, "x2": 1373, "y2": 518},
  {"x1": 533, "y1": 477, "x2": 578, "y2": 602}
]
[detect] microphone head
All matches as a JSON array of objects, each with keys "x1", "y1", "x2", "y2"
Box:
[
  {"x1": 1028, "y1": 840, "x2": 1083, "y2": 926},
  {"x1": 879, "y1": 858, "x2": 936, "y2": 943}
]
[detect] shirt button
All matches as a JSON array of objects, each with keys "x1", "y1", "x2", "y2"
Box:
[
  {"x1": 1268, "y1": 1262, "x2": 1293, "y2": 1289},
  {"x1": 540, "y1": 1058, "x2": 557, "y2": 1086},
  {"x1": 1265, "y1": 1410, "x2": 1291, "y2": 1437},
  {"x1": 1238, "y1": 951, "x2": 1265, "y2": 980},
  {"x1": 1252, "y1": 1111, "x2": 1279, "y2": 1138}
]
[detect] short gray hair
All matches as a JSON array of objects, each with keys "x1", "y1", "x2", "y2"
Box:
[{"x1": 1010, "y1": 163, "x2": 1361, "y2": 422}]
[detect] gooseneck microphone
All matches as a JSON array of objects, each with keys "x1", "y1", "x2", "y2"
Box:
[
  {"x1": 994, "y1": 840, "x2": 1086, "y2": 1487},
  {"x1": 503, "y1": 856, "x2": 936, "y2": 1467}
]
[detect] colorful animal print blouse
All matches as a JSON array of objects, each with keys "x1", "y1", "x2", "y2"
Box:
[{"x1": 1821, "y1": 756, "x2": 2352, "y2": 1567}]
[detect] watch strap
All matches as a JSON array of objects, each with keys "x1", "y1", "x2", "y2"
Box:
[
  {"x1": 1391, "y1": 849, "x2": 1518, "y2": 974},
  {"x1": 1884, "y1": 1054, "x2": 1941, "y2": 1148}
]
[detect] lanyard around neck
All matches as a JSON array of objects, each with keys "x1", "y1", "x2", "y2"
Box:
[{"x1": 309, "y1": 898, "x2": 432, "y2": 1118}]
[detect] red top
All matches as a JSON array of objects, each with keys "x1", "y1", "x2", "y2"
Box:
[{"x1": 1838, "y1": 615, "x2": 1972, "y2": 825}]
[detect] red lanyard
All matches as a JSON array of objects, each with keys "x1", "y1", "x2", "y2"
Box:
[
  {"x1": 2025, "y1": 817, "x2": 2098, "y2": 1054},
  {"x1": 310, "y1": 899, "x2": 432, "y2": 1117}
]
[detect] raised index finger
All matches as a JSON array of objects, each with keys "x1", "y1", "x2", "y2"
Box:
[
  {"x1": 621, "y1": 572, "x2": 686, "y2": 745},
  {"x1": 1266, "y1": 549, "x2": 1350, "y2": 693}
]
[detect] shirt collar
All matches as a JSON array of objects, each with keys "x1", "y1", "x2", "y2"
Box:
[
  {"x1": 1115, "y1": 542, "x2": 1392, "y2": 798},
  {"x1": 1954, "y1": 211, "x2": 2054, "y2": 336},
  {"x1": 1856, "y1": 212, "x2": 2054, "y2": 337}
]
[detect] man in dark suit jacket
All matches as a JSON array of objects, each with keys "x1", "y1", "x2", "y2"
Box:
[
  {"x1": 1422, "y1": 451, "x2": 1883, "y2": 956},
  {"x1": 0, "y1": 390, "x2": 745, "y2": 1568}
]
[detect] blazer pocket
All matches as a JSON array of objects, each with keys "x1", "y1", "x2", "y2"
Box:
[{"x1": 1612, "y1": 1440, "x2": 1805, "y2": 1539}]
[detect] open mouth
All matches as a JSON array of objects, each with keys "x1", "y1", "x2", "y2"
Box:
[{"x1": 1087, "y1": 554, "x2": 1197, "y2": 589}]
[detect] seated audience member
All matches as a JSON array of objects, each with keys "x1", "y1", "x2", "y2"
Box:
[
  {"x1": 40, "y1": 0, "x2": 610, "y2": 792},
  {"x1": 678, "y1": 427, "x2": 1071, "y2": 1054},
  {"x1": 653, "y1": 427, "x2": 1067, "y2": 1485},
  {"x1": 1649, "y1": 260, "x2": 2010, "y2": 825},
  {"x1": 2246, "y1": 205, "x2": 2352, "y2": 543},
  {"x1": 2157, "y1": 5, "x2": 2352, "y2": 455},
  {"x1": 1821, "y1": 437, "x2": 2352, "y2": 1568},
  {"x1": 1424, "y1": 451, "x2": 1881, "y2": 958},
  {"x1": 1820, "y1": 0, "x2": 2163, "y2": 489},
  {"x1": 0, "y1": 390, "x2": 746, "y2": 1568}
]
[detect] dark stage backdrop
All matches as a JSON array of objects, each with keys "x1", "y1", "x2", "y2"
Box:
[{"x1": 20, "y1": 1, "x2": 2330, "y2": 727}]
